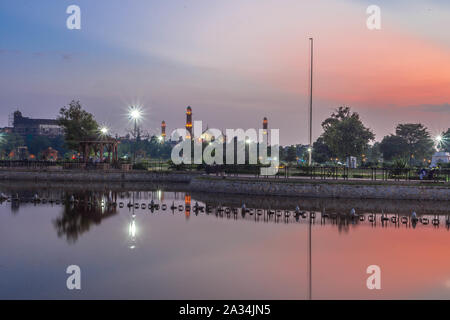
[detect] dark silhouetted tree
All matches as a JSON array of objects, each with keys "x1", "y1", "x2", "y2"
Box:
[
  {"x1": 379, "y1": 134, "x2": 409, "y2": 161},
  {"x1": 321, "y1": 106, "x2": 375, "y2": 160},
  {"x1": 312, "y1": 137, "x2": 334, "y2": 163},
  {"x1": 58, "y1": 100, "x2": 99, "y2": 150},
  {"x1": 395, "y1": 123, "x2": 434, "y2": 163}
]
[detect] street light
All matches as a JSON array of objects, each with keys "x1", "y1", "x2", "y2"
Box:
[
  {"x1": 100, "y1": 126, "x2": 109, "y2": 135},
  {"x1": 435, "y1": 135, "x2": 443, "y2": 151},
  {"x1": 130, "y1": 108, "x2": 142, "y2": 122},
  {"x1": 128, "y1": 106, "x2": 143, "y2": 165}
]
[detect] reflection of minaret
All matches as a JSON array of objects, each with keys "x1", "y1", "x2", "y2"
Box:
[
  {"x1": 185, "y1": 194, "x2": 191, "y2": 219},
  {"x1": 161, "y1": 120, "x2": 166, "y2": 141},
  {"x1": 263, "y1": 117, "x2": 268, "y2": 144},
  {"x1": 186, "y1": 106, "x2": 192, "y2": 139}
]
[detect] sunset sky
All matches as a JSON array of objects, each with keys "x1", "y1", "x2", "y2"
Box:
[{"x1": 0, "y1": 0, "x2": 449, "y2": 145}]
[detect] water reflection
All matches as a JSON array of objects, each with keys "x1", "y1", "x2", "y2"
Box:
[
  {"x1": 1, "y1": 187, "x2": 449, "y2": 244},
  {"x1": 53, "y1": 191, "x2": 118, "y2": 244},
  {"x1": 1, "y1": 183, "x2": 450, "y2": 299},
  {"x1": 129, "y1": 214, "x2": 137, "y2": 249}
]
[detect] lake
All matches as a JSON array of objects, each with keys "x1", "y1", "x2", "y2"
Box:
[{"x1": 1, "y1": 182, "x2": 450, "y2": 299}]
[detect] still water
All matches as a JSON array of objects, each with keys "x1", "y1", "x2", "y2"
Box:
[{"x1": 1, "y1": 182, "x2": 450, "y2": 300}]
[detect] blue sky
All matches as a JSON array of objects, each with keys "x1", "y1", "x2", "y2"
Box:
[{"x1": 1, "y1": 0, "x2": 449, "y2": 144}]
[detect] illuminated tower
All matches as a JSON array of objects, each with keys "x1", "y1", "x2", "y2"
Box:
[
  {"x1": 262, "y1": 117, "x2": 268, "y2": 144},
  {"x1": 161, "y1": 120, "x2": 166, "y2": 141},
  {"x1": 186, "y1": 106, "x2": 192, "y2": 139}
]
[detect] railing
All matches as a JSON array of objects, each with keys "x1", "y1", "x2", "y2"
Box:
[
  {"x1": 203, "y1": 165, "x2": 450, "y2": 182},
  {"x1": 0, "y1": 160, "x2": 129, "y2": 170},
  {"x1": 282, "y1": 166, "x2": 450, "y2": 182},
  {"x1": 0, "y1": 160, "x2": 449, "y2": 182}
]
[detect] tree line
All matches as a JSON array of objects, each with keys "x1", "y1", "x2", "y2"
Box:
[
  {"x1": 1, "y1": 101, "x2": 448, "y2": 167},
  {"x1": 311, "y1": 106, "x2": 449, "y2": 167}
]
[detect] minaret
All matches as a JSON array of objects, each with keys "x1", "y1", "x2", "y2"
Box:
[
  {"x1": 263, "y1": 117, "x2": 268, "y2": 132},
  {"x1": 263, "y1": 117, "x2": 268, "y2": 144},
  {"x1": 186, "y1": 106, "x2": 192, "y2": 139},
  {"x1": 161, "y1": 120, "x2": 166, "y2": 141}
]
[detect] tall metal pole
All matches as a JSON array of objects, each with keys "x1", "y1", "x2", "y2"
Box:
[
  {"x1": 133, "y1": 119, "x2": 137, "y2": 165},
  {"x1": 308, "y1": 38, "x2": 314, "y2": 166}
]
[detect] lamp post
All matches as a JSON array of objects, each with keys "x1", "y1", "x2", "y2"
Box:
[
  {"x1": 435, "y1": 135, "x2": 443, "y2": 151},
  {"x1": 129, "y1": 107, "x2": 142, "y2": 165},
  {"x1": 308, "y1": 37, "x2": 314, "y2": 166},
  {"x1": 99, "y1": 126, "x2": 109, "y2": 163}
]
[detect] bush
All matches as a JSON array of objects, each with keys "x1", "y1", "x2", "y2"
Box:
[{"x1": 132, "y1": 162, "x2": 147, "y2": 170}]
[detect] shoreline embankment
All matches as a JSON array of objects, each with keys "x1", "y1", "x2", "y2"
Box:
[{"x1": 0, "y1": 169, "x2": 449, "y2": 201}]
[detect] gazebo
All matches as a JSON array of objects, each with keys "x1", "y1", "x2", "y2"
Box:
[{"x1": 78, "y1": 137, "x2": 119, "y2": 164}]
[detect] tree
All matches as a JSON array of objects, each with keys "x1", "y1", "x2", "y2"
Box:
[
  {"x1": 379, "y1": 135, "x2": 409, "y2": 161},
  {"x1": 321, "y1": 106, "x2": 375, "y2": 160},
  {"x1": 58, "y1": 100, "x2": 99, "y2": 150},
  {"x1": 0, "y1": 133, "x2": 24, "y2": 158},
  {"x1": 23, "y1": 135, "x2": 68, "y2": 159},
  {"x1": 312, "y1": 137, "x2": 333, "y2": 164},
  {"x1": 365, "y1": 142, "x2": 382, "y2": 165},
  {"x1": 285, "y1": 145, "x2": 297, "y2": 163},
  {"x1": 395, "y1": 123, "x2": 434, "y2": 163},
  {"x1": 441, "y1": 128, "x2": 450, "y2": 152},
  {"x1": 24, "y1": 134, "x2": 51, "y2": 156}
]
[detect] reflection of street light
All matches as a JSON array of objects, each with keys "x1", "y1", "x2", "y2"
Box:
[
  {"x1": 129, "y1": 214, "x2": 137, "y2": 249},
  {"x1": 128, "y1": 191, "x2": 138, "y2": 250},
  {"x1": 129, "y1": 215, "x2": 136, "y2": 237}
]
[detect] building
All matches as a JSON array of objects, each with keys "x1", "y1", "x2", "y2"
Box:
[
  {"x1": 199, "y1": 126, "x2": 226, "y2": 144},
  {"x1": 12, "y1": 110, "x2": 63, "y2": 137},
  {"x1": 0, "y1": 127, "x2": 13, "y2": 134},
  {"x1": 431, "y1": 152, "x2": 450, "y2": 167},
  {"x1": 346, "y1": 156, "x2": 357, "y2": 168}
]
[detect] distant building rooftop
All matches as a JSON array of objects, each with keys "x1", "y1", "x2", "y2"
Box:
[
  {"x1": 431, "y1": 151, "x2": 450, "y2": 167},
  {"x1": 12, "y1": 110, "x2": 63, "y2": 137}
]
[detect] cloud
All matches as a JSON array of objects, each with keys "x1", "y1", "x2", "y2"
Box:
[
  {"x1": 0, "y1": 49, "x2": 21, "y2": 55},
  {"x1": 60, "y1": 53, "x2": 72, "y2": 62},
  {"x1": 0, "y1": 49, "x2": 74, "y2": 61},
  {"x1": 412, "y1": 103, "x2": 450, "y2": 113}
]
